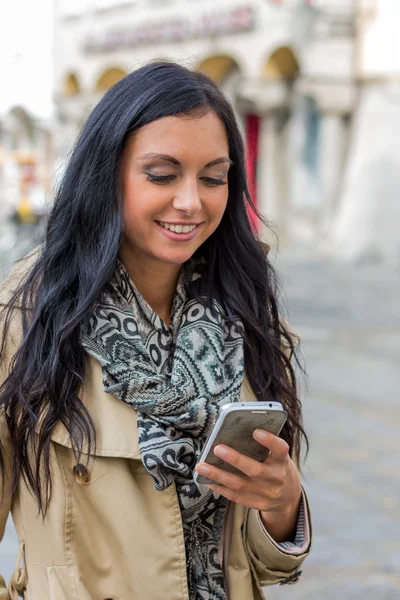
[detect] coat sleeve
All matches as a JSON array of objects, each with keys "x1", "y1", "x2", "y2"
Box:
[{"x1": 242, "y1": 489, "x2": 312, "y2": 587}]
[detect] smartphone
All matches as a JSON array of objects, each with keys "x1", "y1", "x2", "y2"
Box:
[{"x1": 194, "y1": 401, "x2": 287, "y2": 485}]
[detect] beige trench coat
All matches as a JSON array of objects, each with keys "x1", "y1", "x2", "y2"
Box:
[{"x1": 0, "y1": 256, "x2": 311, "y2": 600}]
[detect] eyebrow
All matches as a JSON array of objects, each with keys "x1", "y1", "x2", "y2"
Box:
[{"x1": 137, "y1": 153, "x2": 233, "y2": 168}]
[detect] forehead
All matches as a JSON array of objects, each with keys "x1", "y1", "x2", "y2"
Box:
[{"x1": 127, "y1": 111, "x2": 229, "y2": 161}]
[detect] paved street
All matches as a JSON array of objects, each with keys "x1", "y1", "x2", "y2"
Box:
[
  {"x1": 1, "y1": 239, "x2": 399, "y2": 598},
  {"x1": 267, "y1": 247, "x2": 400, "y2": 599},
  {"x1": 0, "y1": 220, "x2": 44, "y2": 281}
]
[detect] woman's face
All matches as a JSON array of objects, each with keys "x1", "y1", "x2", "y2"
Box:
[{"x1": 120, "y1": 110, "x2": 231, "y2": 268}]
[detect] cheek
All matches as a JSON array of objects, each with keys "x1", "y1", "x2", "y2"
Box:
[
  {"x1": 122, "y1": 180, "x2": 166, "y2": 228},
  {"x1": 122, "y1": 201, "x2": 142, "y2": 237},
  {"x1": 206, "y1": 190, "x2": 229, "y2": 225}
]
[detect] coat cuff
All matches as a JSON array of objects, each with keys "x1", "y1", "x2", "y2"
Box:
[
  {"x1": 257, "y1": 489, "x2": 310, "y2": 555},
  {"x1": 243, "y1": 488, "x2": 312, "y2": 585}
]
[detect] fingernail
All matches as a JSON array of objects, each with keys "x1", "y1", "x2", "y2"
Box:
[
  {"x1": 254, "y1": 429, "x2": 268, "y2": 440},
  {"x1": 196, "y1": 464, "x2": 210, "y2": 475},
  {"x1": 214, "y1": 445, "x2": 228, "y2": 458}
]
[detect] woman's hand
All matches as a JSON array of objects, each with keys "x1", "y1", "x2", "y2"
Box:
[{"x1": 195, "y1": 429, "x2": 302, "y2": 543}]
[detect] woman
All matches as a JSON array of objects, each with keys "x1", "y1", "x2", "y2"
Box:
[{"x1": 0, "y1": 61, "x2": 311, "y2": 600}]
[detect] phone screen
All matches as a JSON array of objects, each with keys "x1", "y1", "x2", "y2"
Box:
[{"x1": 195, "y1": 407, "x2": 287, "y2": 484}]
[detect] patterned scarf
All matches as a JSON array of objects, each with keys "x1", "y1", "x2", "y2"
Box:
[{"x1": 81, "y1": 262, "x2": 244, "y2": 599}]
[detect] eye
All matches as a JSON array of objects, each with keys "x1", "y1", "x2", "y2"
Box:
[
  {"x1": 146, "y1": 174, "x2": 176, "y2": 185},
  {"x1": 201, "y1": 177, "x2": 228, "y2": 187}
]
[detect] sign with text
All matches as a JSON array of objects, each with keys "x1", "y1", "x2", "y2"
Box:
[{"x1": 83, "y1": 5, "x2": 255, "y2": 53}]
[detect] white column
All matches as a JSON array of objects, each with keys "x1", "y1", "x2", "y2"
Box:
[
  {"x1": 257, "y1": 111, "x2": 289, "y2": 243},
  {"x1": 318, "y1": 112, "x2": 348, "y2": 238},
  {"x1": 333, "y1": 83, "x2": 400, "y2": 266},
  {"x1": 288, "y1": 93, "x2": 310, "y2": 212},
  {"x1": 258, "y1": 113, "x2": 276, "y2": 223}
]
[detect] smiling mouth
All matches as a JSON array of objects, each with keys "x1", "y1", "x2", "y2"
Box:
[{"x1": 156, "y1": 221, "x2": 199, "y2": 234}]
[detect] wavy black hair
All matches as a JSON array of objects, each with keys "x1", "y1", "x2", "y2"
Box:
[{"x1": 0, "y1": 61, "x2": 307, "y2": 514}]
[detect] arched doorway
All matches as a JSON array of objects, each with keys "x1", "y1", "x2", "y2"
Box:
[
  {"x1": 257, "y1": 46, "x2": 302, "y2": 241},
  {"x1": 197, "y1": 55, "x2": 259, "y2": 225},
  {"x1": 197, "y1": 55, "x2": 239, "y2": 84},
  {"x1": 197, "y1": 54, "x2": 244, "y2": 113},
  {"x1": 197, "y1": 54, "x2": 242, "y2": 110},
  {"x1": 95, "y1": 67, "x2": 128, "y2": 93},
  {"x1": 63, "y1": 72, "x2": 81, "y2": 97},
  {"x1": 7, "y1": 106, "x2": 35, "y2": 146},
  {"x1": 242, "y1": 46, "x2": 301, "y2": 227},
  {"x1": 263, "y1": 46, "x2": 300, "y2": 81}
]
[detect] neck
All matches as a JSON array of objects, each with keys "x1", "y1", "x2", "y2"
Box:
[{"x1": 119, "y1": 248, "x2": 181, "y2": 327}]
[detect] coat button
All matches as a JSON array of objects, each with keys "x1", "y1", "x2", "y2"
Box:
[{"x1": 73, "y1": 463, "x2": 90, "y2": 484}]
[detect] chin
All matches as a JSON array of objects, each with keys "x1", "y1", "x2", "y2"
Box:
[{"x1": 155, "y1": 250, "x2": 197, "y2": 265}]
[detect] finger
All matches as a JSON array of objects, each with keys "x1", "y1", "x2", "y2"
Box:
[
  {"x1": 195, "y1": 462, "x2": 262, "y2": 495},
  {"x1": 211, "y1": 444, "x2": 270, "y2": 480},
  {"x1": 252, "y1": 430, "x2": 290, "y2": 462},
  {"x1": 207, "y1": 484, "x2": 272, "y2": 512}
]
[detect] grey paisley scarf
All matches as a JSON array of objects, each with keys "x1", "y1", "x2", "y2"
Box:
[{"x1": 81, "y1": 262, "x2": 244, "y2": 600}]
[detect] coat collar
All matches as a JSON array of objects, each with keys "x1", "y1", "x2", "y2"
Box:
[
  {"x1": 49, "y1": 356, "x2": 142, "y2": 459},
  {"x1": 49, "y1": 357, "x2": 256, "y2": 460},
  {"x1": 1, "y1": 250, "x2": 262, "y2": 459}
]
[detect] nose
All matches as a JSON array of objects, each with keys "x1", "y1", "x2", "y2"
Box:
[{"x1": 172, "y1": 178, "x2": 202, "y2": 216}]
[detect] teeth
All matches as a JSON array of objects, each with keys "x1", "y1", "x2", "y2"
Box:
[{"x1": 159, "y1": 222, "x2": 197, "y2": 233}]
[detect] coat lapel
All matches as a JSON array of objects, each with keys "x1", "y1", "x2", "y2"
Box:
[
  {"x1": 49, "y1": 356, "x2": 142, "y2": 459},
  {"x1": 49, "y1": 356, "x2": 255, "y2": 460}
]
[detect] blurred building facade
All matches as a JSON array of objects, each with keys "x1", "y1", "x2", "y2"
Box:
[
  {"x1": 52, "y1": 0, "x2": 399, "y2": 263},
  {"x1": 0, "y1": 109, "x2": 53, "y2": 223},
  {"x1": 54, "y1": 0, "x2": 356, "y2": 247},
  {"x1": 333, "y1": 0, "x2": 400, "y2": 265},
  {"x1": 0, "y1": 0, "x2": 53, "y2": 227}
]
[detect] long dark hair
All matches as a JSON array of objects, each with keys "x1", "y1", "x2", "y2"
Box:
[{"x1": 0, "y1": 61, "x2": 307, "y2": 514}]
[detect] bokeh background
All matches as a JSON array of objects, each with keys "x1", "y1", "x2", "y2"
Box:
[{"x1": 0, "y1": 0, "x2": 399, "y2": 597}]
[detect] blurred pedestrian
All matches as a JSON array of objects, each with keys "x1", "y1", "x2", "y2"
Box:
[{"x1": 0, "y1": 61, "x2": 311, "y2": 600}]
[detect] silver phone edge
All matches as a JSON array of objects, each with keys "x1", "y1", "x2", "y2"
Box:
[
  {"x1": 193, "y1": 402, "x2": 287, "y2": 486},
  {"x1": 219, "y1": 401, "x2": 284, "y2": 413}
]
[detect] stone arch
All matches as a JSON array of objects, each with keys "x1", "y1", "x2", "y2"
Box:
[
  {"x1": 196, "y1": 54, "x2": 243, "y2": 116},
  {"x1": 197, "y1": 55, "x2": 241, "y2": 84},
  {"x1": 7, "y1": 106, "x2": 36, "y2": 145},
  {"x1": 63, "y1": 72, "x2": 81, "y2": 97},
  {"x1": 263, "y1": 46, "x2": 300, "y2": 80},
  {"x1": 95, "y1": 67, "x2": 128, "y2": 92}
]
